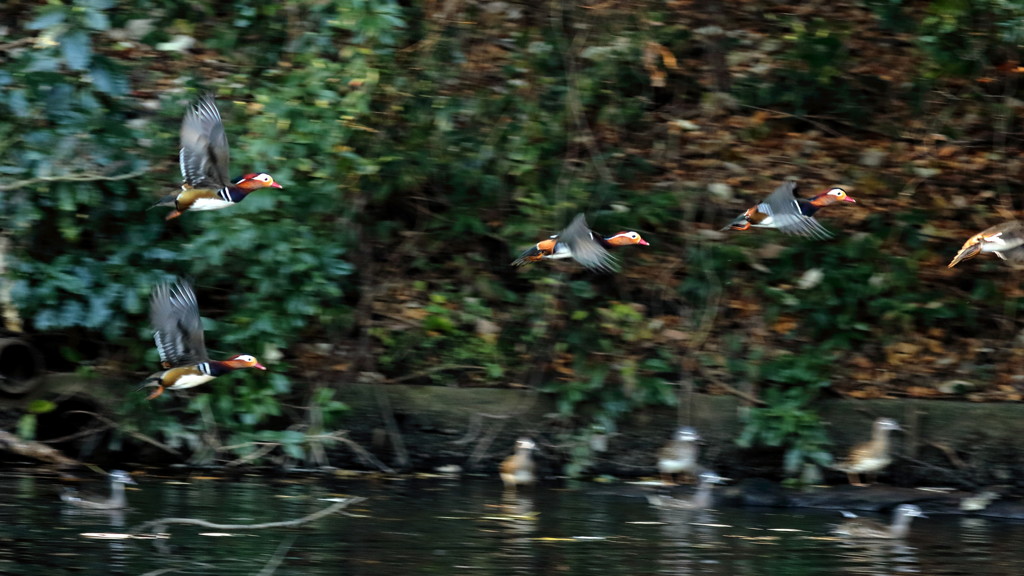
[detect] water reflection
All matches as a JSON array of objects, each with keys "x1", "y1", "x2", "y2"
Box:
[
  {"x1": 1, "y1": 470, "x2": 1023, "y2": 576},
  {"x1": 489, "y1": 492, "x2": 537, "y2": 575},
  {"x1": 834, "y1": 538, "x2": 920, "y2": 576},
  {"x1": 653, "y1": 506, "x2": 726, "y2": 575}
]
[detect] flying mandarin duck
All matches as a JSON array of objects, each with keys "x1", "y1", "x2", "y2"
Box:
[
  {"x1": 723, "y1": 182, "x2": 855, "y2": 239},
  {"x1": 152, "y1": 94, "x2": 282, "y2": 220},
  {"x1": 142, "y1": 278, "x2": 265, "y2": 400},
  {"x1": 512, "y1": 213, "x2": 648, "y2": 273}
]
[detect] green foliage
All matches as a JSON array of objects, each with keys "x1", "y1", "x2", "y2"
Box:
[
  {"x1": 534, "y1": 293, "x2": 677, "y2": 476},
  {"x1": 5, "y1": 0, "x2": 1024, "y2": 474},
  {"x1": 2, "y1": 0, "x2": 380, "y2": 462},
  {"x1": 734, "y1": 18, "x2": 867, "y2": 120},
  {"x1": 757, "y1": 234, "x2": 956, "y2": 348},
  {"x1": 915, "y1": 0, "x2": 1024, "y2": 77},
  {"x1": 737, "y1": 381, "x2": 833, "y2": 477},
  {"x1": 16, "y1": 399, "x2": 58, "y2": 441},
  {"x1": 372, "y1": 282, "x2": 506, "y2": 384}
]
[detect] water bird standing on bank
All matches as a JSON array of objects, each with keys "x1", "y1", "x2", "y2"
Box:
[
  {"x1": 60, "y1": 470, "x2": 136, "y2": 510},
  {"x1": 499, "y1": 437, "x2": 537, "y2": 491},
  {"x1": 722, "y1": 182, "x2": 856, "y2": 239},
  {"x1": 831, "y1": 417, "x2": 902, "y2": 486},
  {"x1": 142, "y1": 279, "x2": 266, "y2": 400},
  {"x1": 645, "y1": 471, "x2": 726, "y2": 510},
  {"x1": 831, "y1": 504, "x2": 925, "y2": 539},
  {"x1": 948, "y1": 221, "x2": 1024, "y2": 268},
  {"x1": 511, "y1": 213, "x2": 649, "y2": 273},
  {"x1": 151, "y1": 94, "x2": 282, "y2": 220},
  {"x1": 657, "y1": 426, "x2": 702, "y2": 485}
]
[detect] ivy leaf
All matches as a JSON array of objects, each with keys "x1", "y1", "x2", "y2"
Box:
[
  {"x1": 26, "y1": 8, "x2": 67, "y2": 31},
  {"x1": 60, "y1": 30, "x2": 92, "y2": 71},
  {"x1": 17, "y1": 415, "x2": 37, "y2": 440},
  {"x1": 83, "y1": 9, "x2": 110, "y2": 31},
  {"x1": 81, "y1": 0, "x2": 115, "y2": 10}
]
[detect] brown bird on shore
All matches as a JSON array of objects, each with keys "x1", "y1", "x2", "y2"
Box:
[
  {"x1": 831, "y1": 417, "x2": 901, "y2": 486},
  {"x1": 657, "y1": 426, "x2": 702, "y2": 485},
  {"x1": 499, "y1": 437, "x2": 537, "y2": 491}
]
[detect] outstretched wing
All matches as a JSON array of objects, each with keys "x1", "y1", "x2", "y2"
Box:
[
  {"x1": 559, "y1": 213, "x2": 619, "y2": 273},
  {"x1": 761, "y1": 182, "x2": 833, "y2": 240},
  {"x1": 179, "y1": 94, "x2": 232, "y2": 189},
  {"x1": 150, "y1": 279, "x2": 208, "y2": 367}
]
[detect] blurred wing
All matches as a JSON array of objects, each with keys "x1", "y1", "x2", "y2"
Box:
[
  {"x1": 989, "y1": 221, "x2": 1024, "y2": 265},
  {"x1": 179, "y1": 94, "x2": 232, "y2": 189},
  {"x1": 150, "y1": 279, "x2": 208, "y2": 366},
  {"x1": 995, "y1": 247, "x2": 1024, "y2": 268},
  {"x1": 559, "y1": 213, "x2": 619, "y2": 273},
  {"x1": 762, "y1": 182, "x2": 833, "y2": 240}
]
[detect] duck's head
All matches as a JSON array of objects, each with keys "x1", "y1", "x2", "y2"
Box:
[
  {"x1": 235, "y1": 173, "x2": 283, "y2": 190},
  {"x1": 810, "y1": 187, "x2": 856, "y2": 206},
  {"x1": 673, "y1": 426, "x2": 700, "y2": 442},
  {"x1": 225, "y1": 354, "x2": 267, "y2": 370},
  {"x1": 605, "y1": 231, "x2": 649, "y2": 247},
  {"x1": 515, "y1": 437, "x2": 536, "y2": 451},
  {"x1": 875, "y1": 417, "x2": 902, "y2": 432},
  {"x1": 698, "y1": 471, "x2": 727, "y2": 485},
  {"x1": 109, "y1": 470, "x2": 137, "y2": 485},
  {"x1": 894, "y1": 504, "x2": 925, "y2": 519}
]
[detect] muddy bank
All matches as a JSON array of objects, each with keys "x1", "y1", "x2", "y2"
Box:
[
  {"x1": 330, "y1": 383, "x2": 1024, "y2": 491},
  {"x1": 13, "y1": 376, "x2": 1024, "y2": 499}
]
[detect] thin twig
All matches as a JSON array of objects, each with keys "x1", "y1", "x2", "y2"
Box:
[
  {"x1": 900, "y1": 454, "x2": 967, "y2": 478},
  {"x1": 310, "y1": 433, "x2": 396, "y2": 474},
  {"x1": 450, "y1": 413, "x2": 485, "y2": 446},
  {"x1": 66, "y1": 411, "x2": 182, "y2": 457},
  {"x1": 927, "y1": 441, "x2": 968, "y2": 470},
  {"x1": 133, "y1": 497, "x2": 366, "y2": 535},
  {"x1": 0, "y1": 168, "x2": 147, "y2": 191},
  {"x1": 382, "y1": 364, "x2": 487, "y2": 384},
  {"x1": 40, "y1": 423, "x2": 114, "y2": 445},
  {"x1": 374, "y1": 382, "x2": 409, "y2": 469},
  {"x1": 140, "y1": 567, "x2": 201, "y2": 576},
  {"x1": 256, "y1": 535, "x2": 297, "y2": 576},
  {"x1": 693, "y1": 371, "x2": 767, "y2": 406},
  {"x1": 737, "y1": 105, "x2": 847, "y2": 139},
  {"x1": 0, "y1": 37, "x2": 34, "y2": 52},
  {"x1": 221, "y1": 442, "x2": 281, "y2": 467}
]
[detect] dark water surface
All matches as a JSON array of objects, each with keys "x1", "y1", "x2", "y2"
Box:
[{"x1": 1, "y1": 470, "x2": 1023, "y2": 575}]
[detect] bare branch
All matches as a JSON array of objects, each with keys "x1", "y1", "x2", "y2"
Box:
[
  {"x1": 66, "y1": 411, "x2": 182, "y2": 457},
  {"x1": 0, "y1": 430, "x2": 79, "y2": 467},
  {"x1": 0, "y1": 37, "x2": 34, "y2": 52},
  {"x1": 382, "y1": 364, "x2": 487, "y2": 385},
  {"x1": 219, "y1": 441, "x2": 282, "y2": 467},
  {"x1": 40, "y1": 423, "x2": 114, "y2": 445},
  {"x1": 133, "y1": 497, "x2": 366, "y2": 535},
  {"x1": 0, "y1": 168, "x2": 148, "y2": 192},
  {"x1": 310, "y1": 432, "x2": 396, "y2": 474},
  {"x1": 257, "y1": 535, "x2": 297, "y2": 576}
]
